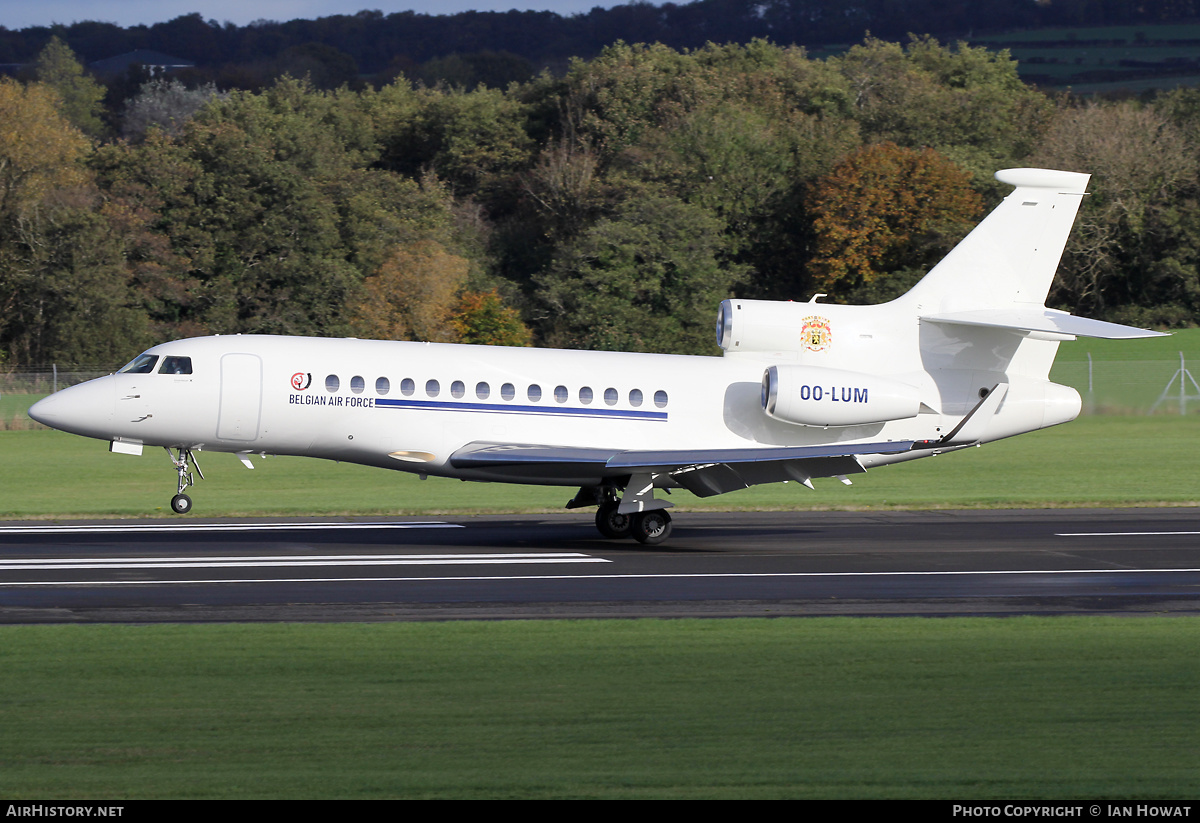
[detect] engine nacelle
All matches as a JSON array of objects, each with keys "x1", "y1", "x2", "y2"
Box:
[
  {"x1": 763, "y1": 365, "x2": 922, "y2": 427},
  {"x1": 717, "y1": 298, "x2": 830, "y2": 354}
]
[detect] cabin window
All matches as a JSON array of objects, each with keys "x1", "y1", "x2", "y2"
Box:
[
  {"x1": 579, "y1": 387, "x2": 593, "y2": 405},
  {"x1": 501, "y1": 383, "x2": 515, "y2": 401},
  {"x1": 654, "y1": 390, "x2": 668, "y2": 408},
  {"x1": 376, "y1": 377, "x2": 390, "y2": 395},
  {"x1": 476, "y1": 382, "x2": 490, "y2": 399},
  {"x1": 401, "y1": 378, "x2": 415, "y2": 396},
  {"x1": 117, "y1": 354, "x2": 158, "y2": 374},
  {"x1": 325, "y1": 374, "x2": 340, "y2": 392},
  {"x1": 158, "y1": 356, "x2": 192, "y2": 375},
  {"x1": 426, "y1": 379, "x2": 440, "y2": 397},
  {"x1": 527, "y1": 384, "x2": 542, "y2": 402},
  {"x1": 451, "y1": 380, "x2": 466, "y2": 399},
  {"x1": 629, "y1": 388, "x2": 643, "y2": 407},
  {"x1": 604, "y1": 388, "x2": 618, "y2": 406},
  {"x1": 350, "y1": 375, "x2": 365, "y2": 394}
]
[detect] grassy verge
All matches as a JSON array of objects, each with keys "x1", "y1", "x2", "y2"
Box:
[
  {"x1": 2, "y1": 415, "x2": 1199, "y2": 518},
  {"x1": 0, "y1": 618, "x2": 1195, "y2": 799}
]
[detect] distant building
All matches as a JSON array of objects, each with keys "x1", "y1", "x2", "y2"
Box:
[{"x1": 89, "y1": 50, "x2": 195, "y2": 77}]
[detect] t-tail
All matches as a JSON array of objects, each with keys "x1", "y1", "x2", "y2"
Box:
[
  {"x1": 720, "y1": 168, "x2": 1164, "y2": 445},
  {"x1": 902, "y1": 168, "x2": 1159, "y2": 345}
]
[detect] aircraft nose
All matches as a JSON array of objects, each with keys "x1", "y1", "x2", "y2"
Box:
[{"x1": 28, "y1": 378, "x2": 115, "y2": 438}]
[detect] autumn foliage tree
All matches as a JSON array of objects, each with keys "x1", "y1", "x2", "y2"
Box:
[
  {"x1": 0, "y1": 77, "x2": 151, "y2": 364},
  {"x1": 449, "y1": 289, "x2": 532, "y2": 347},
  {"x1": 806, "y1": 143, "x2": 982, "y2": 301},
  {"x1": 351, "y1": 240, "x2": 470, "y2": 342},
  {"x1": 0, "y1": 78, "x2": 90, "y2": 220}
]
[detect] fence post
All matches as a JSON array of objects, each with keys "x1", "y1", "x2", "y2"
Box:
[
  {"x1": 1086, "y1": 352, "x2": 1093, "y2": 415},
  {"x1": 1181, "y1": 352, "x2": 1186, "y2": 416}
]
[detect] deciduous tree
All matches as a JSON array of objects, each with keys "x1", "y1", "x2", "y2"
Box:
[
  {"x1": 534, "y1": 190, "x2": 745, "y2": 354},
  {"x1": 351, "y1": 240, "x2": 470, "y2": 342},
  {"x1": 807, "y1": 142, "x2": 982, "y2": 300},
  {"x1": 33, "y1": 37, "x2": 106, "y2": 137}
]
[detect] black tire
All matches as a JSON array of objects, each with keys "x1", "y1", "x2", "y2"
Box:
[
  {"x1": 631, "y1": 510, "x2": 672, "y2": 545},
  {"x1": 595, "y1": 502, "x2": 632, "y2": 539},
  {"x1": 170, "y1": 493, "x2": 192, "y2": 515}
]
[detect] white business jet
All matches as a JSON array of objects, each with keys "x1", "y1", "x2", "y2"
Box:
[{"x1": 29, "y1": 168, "x2": 1162, "y2": 544}]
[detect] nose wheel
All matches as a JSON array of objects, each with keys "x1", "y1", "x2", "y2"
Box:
[{"x1": 165, "y1": 447, "x2": 203, "y2": 514}]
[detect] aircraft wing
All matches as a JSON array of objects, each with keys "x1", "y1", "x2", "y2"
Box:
[{"x1": 449, "y1": 439, "x2": 917, "y2": 497}]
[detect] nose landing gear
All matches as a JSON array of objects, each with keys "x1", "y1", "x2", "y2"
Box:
[{"x1": 166, "y1": 447, "x2": 203, "y2": 514}]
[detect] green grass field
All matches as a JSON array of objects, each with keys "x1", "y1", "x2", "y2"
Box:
[
  {"x1": 0, "y1": 618, "x2": 1196, "y2": 799},
  {"x1": 970, "y1": 24, "x2": 1200, "y2": 91},
  {"x1": 2, "y1": 413, "x2": 1198, "y2": 518}
]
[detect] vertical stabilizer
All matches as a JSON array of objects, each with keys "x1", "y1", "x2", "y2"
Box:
[{"x1": 903, "y1": 168, "x2": 1090, "y2": 315}]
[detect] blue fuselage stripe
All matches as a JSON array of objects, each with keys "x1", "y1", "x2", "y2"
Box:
[{"x1": 374, "y1": 397, "x2": 667, "y2": 421}]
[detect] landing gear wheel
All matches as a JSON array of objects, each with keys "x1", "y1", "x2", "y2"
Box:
[
  {"x1": 631, "y1": 510, "x2": 672, "y2": 545},
  {"x1": 595, "y1": 502, "x2": 632, "y2": 539},
  {"x1": 170, "y1": 493, "x2": 192, "y2": 515}
]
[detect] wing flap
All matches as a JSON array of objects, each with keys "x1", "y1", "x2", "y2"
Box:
[
  {"x1": 449, "y1": 439, "x2": 913, "y2": 493},
  {"x1": 451, "y1": 439, "x2": 913, "y2": 471},
  {"x1": 606, "y1": 440, "x2": 912, "y2": 472}
]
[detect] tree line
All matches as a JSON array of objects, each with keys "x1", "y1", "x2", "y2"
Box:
[
  {"x1": 4, "y1": 1, "x2": 1200, "y2": 89},
  {"x1": 2, "y1": 34, "x2": 1199, "y2": 367}
]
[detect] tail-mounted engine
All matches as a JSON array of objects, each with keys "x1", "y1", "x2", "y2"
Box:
[
  {"x1": 717, "y1": 299, "x2": 824, "y2": 354},
  {"x1": 762, "y1": 364, "x2": 921, "y2": 427}
]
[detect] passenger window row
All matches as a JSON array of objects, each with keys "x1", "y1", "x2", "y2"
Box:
[{"x1": 324, "y1": 374, "x2": 668, "y2": 409}]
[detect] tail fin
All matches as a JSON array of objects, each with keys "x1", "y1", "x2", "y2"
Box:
[
  {"x1": 905, "y1": 168, "x2": 1163, "y2": 340},
  {"x1": 905, "y1": 168, "x2": 1090, "y2": 313}
]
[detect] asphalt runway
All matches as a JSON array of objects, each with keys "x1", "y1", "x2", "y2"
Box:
[{"x1": 1, "y1": 508, "x2": 1199, "y2": 622}]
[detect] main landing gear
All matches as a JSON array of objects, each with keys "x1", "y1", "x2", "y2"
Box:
[
  {"x1": 594, "y1": 503, "x2": 673, "y2": 545},
  {"x1": 165, "y1": 447, "x2": 203, "y2": 514},
  {"x1": 571, "y1": 481, "x2": 674, "y2": 546}
]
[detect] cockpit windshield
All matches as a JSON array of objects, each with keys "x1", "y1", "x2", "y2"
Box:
[
  {"x1": 117, "y1": 353, "x2": 159, "y2": 374},
  {"x1": 158, "y1": 356, "x2": 192, "y2": 374}
]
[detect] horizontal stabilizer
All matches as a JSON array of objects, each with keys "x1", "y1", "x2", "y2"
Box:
[{"x1": 921, "y1": 309, "x2": 1165, "y2": 340}]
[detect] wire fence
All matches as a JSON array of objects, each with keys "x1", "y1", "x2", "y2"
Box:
[
  {"x1": 1049, "y1": 354, "x2": 1200, "y2": 416},
  {"x1": 0, "y1": 368, "x2": 112, "y2": 430},
  {"x1": 2, "y1": 356, "x2": 1199, "y2": 431}
]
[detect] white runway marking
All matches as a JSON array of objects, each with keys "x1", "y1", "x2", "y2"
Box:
[
  {"x1": 1, "y1": 566, "x2": 1196, "y2": 587},
  {"x1": 1057, "y1": 531, "x2": 1200, "y2": 537},
  {"x1": 0, "y1": 553, "x2": 608, "y2": 572},
  {"x1": 0, "y1": 522, "x2": 462, "y2": 535}
]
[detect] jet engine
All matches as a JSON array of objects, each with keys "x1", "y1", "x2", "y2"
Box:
[
  {"x1": 717, "y1": 298, "x2": 818, "y2": 354},
  {"x1": 762, "y1": 364, "x2": 922, "y2": 427}
]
